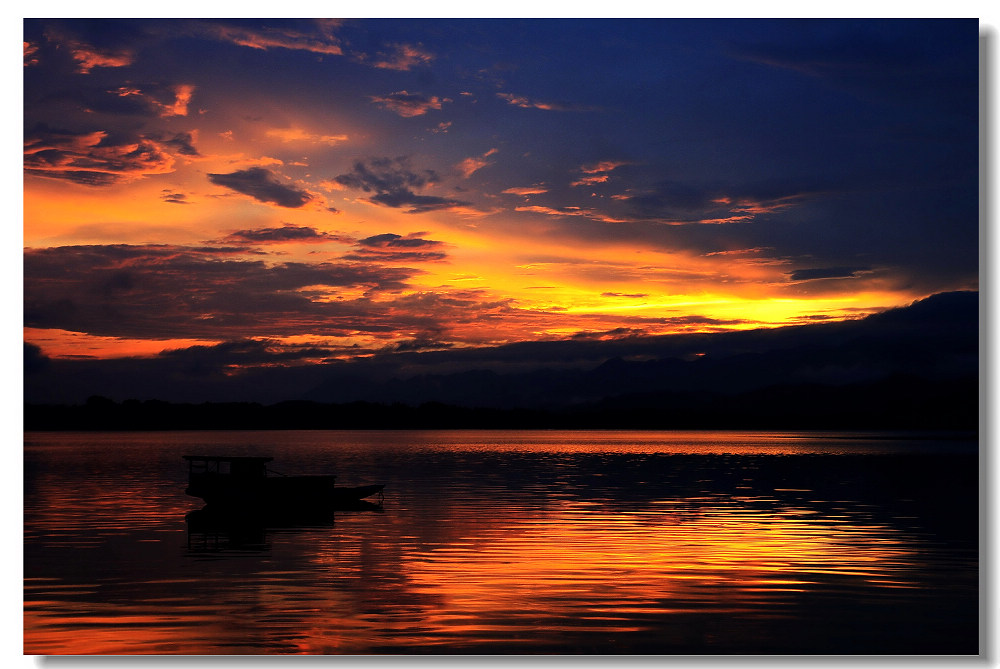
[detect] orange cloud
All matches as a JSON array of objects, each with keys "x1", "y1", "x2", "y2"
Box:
[
  {"x1": 570, "y1": 174, "x2": 609, "y2": 187},
  {"x1": 67, "y1": 42, "x2": 134, "y2": 73},
  {"x1": 456, "y1": 148, "x2": 498, "y2": 178},
  {"x1": 497, "y1": 93, "x2": 561, "y2": 110},
  {"x1": 372, "y1": 91, "x2": 449, "y2": 117},
  {"x1": 208, "y1": 22, "x2": 343, "y2": 55},
  {"x1": 570, "y1": 160, "x2": 628, "y2": 187},
  {"x1": 159, "y1": 84, "x2": 195, "y2": 117},
  {"x1": 730, "y1": 193, "x2": 811, "y2": 215},
  {"x1": 514, "y1": 205, "x2": 630, "y2": 224},
  {"x1": 702, "y1": 247, "x2": 774, "y2": 257},
  {"x1": 24, "y1": 41, "x2": 39, "y2": 66},
  {"x1": 372, "y1": 43, "x2": 434, "y2": 70},
  {"x1": 265, "y1": 127, "x2": 349, "y2": 145},
  {"x1": 581, "y1": 160, "x2": 629, "y2": 174},
  {"x1": 503, "y1": 185, "x2": 549, "y2": 196},
  {"x1": 497, "y1": 93, "x2": 597, "y2": 112}
]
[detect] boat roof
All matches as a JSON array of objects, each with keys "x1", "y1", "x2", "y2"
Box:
[{"x1": 182, "y1": 455, "x2": 274, "y2": 463}]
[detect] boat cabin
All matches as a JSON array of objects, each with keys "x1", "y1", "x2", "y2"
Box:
[{"x1": 183, "y1": 455, "x2": 273, "y2": 485}]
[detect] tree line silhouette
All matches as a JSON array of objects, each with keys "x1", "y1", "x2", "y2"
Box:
[{"x1": 24, "y1": 373, "x2": 977, "y2": 431}]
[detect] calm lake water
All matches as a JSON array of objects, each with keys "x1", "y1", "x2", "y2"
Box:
[{"x1": 23, "y1": 430, "x2": 979, "y2": 655}]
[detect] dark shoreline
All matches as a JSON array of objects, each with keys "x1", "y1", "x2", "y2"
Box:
[{"x1": 24, "y1": 374, "x2": 978, "y2": 432}]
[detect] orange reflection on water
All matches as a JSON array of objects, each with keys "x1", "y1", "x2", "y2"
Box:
[
  {"x1": 23, "y1": 607, "x2": 216, "y2": 655},
  {"x1": 25, "y1": 431, "x2": 974, "y2": 654},
  {"x1": 381, "y1": 500, "x2": 916, "y2": 648}
]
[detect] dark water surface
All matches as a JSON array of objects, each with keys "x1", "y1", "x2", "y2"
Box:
[{"x1": 23, "y1": 430, "x2": 979, "y2": 655}]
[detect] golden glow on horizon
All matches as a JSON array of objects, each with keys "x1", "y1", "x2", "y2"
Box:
[
  {"x1": 23, "y1": 328, "x2": 224, "y2": 359},
  {"x1": 22, "y1": 218, "x2": 910, "y2": 362},
  {"x1": 23, "y1": 192, "x2": 916, "y2": 360}
]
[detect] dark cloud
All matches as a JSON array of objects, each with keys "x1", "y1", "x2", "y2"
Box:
[
  {"x1": 32, "y1": 169, "x2": 119, "y2": 187},
  {"x1": 655, "y1": 315, "x2": 754, "y2": 327},
  {"x1": 570, "y1": 328, "x2": 649, "y2": 341},
  {"x1": 343, "y1": 232, "x2": 448, "y2": 262},
  {"x1": 24, "y1": 342, "x2": 50, "y2": 375},
  {"x1": 73, "y1": 84, "x2": 194, "y2": 118},
  {"x1": 372, "y1": 191, "x2": 471, "y2": 213},
  {"x1": 220, "y1": 224, "x2": 348, "y2": 245},
  {"x1": 335, "y1": 157, "x2": 436, "y2": 190},
  {"x1": 207, "y1": 167, "x2": 313, "y2": 208},
  {"x1": 334, "y1": 157, "x2": 471, "y2": 213},
  {"x1": 30, "y1": 19, "x2": 151, "y2": 64},
  {"x1": 23, "y1": 124, "x2": 176, "y2": 186},
  {"x1": 158, "y1": 339, "x2": 336, "y2": 369},
  {"x1": 23, "y1": 244, "x2": 520, "y2": 348},
  {"x1": 619, "y1": 179, "x2": 815, "y2": 224},
  {"x1": 161, "y1": 190, "x2": 189, "y2": 204},
  {"x1": 377, "y1": 337, "x2": 455, "y2": 353},
  {"x1": 360, "y1": 233, "x2": 443, "y2": 249},
  {"x1": 160, "y1": 131, "x2": 199, "y2": 156},
  {"x1": 626, "y1": 182, "x2": 722, "y2": 218},
  {"x1": 23, "y1": 244, "x2": 421, "y2": 339},
  {"x1": 788, "y1": 267, "x2": 870, "y2": 282},
  {"x1": 23, "y1": 340, "x2": 346, "y2": 404},
  {"x1": 58, "y1": 86, "x2": 161, "y2": 117}
]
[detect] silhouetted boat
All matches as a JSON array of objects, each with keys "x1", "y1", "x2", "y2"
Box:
[{"x1": 182, "y1": 455, "x2": 384, "y2": 511}]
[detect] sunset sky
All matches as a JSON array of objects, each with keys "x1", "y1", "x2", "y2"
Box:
[{"x1": 22, "y1": 18, "x2": 980, "y2": 395}]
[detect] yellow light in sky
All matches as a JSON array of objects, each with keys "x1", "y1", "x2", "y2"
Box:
[
  {"x1": 23, "y1": 328, "x2": 222, "y2": 359},
  {"x1": 22, "y1": 130, "x2": 932, "y2": 362}
]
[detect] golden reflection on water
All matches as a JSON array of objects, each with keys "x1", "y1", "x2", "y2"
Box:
[
  {"x1": 23, "y1": 430, "x2": 977, "y2": 654},
  {"x1": 24, "y1": 496, "x2": 922, "y2": 654},
  {"x1": 378, "y1": 501, "x2": 916, "y2": 646}
]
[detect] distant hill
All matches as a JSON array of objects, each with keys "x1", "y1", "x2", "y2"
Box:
[
  {"x1": 301, "y1": 290, "x2": 978, "y2": 409},
  {"x1": 24, "y1": 291, "x2": 979, "y2": 430}
]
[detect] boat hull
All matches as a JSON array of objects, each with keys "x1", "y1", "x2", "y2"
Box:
[{"x1": 186, "y1": 475, "x2": 384, "y2": 511}]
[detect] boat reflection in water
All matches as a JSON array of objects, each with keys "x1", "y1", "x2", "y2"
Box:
[
  {"x1": 182, "y1": 455, "x2": 385, "y2": 554},
  {"x1": 185, "y1": 499, "x2": 384, "y2": 554}
]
